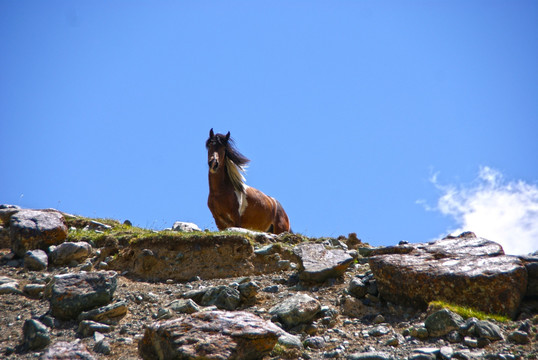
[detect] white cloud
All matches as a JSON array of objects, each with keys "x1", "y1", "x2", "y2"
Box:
[{"x1": 429, "y1": 166, "x2": 538, "y2": 255}]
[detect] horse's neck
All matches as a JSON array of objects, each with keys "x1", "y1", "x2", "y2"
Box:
[{"x1": 208, "y1": 166, "x2": 234, "y2": 196}]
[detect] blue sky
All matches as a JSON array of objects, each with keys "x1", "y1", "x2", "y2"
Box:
[{"x1": 2, "y1": 1, "x2": 537, "y2": 254}]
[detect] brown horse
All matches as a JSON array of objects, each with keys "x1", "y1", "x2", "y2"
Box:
[{"x1": 206, "y1": 129, "x2": 290, "y2": 234}]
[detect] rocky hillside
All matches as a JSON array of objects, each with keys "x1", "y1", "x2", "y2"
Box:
[{"x1": 0, "y1": 204, "x2": 537, "y2": 360}]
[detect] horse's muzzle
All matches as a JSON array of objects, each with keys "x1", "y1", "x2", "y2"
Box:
[{"x1": 208, "y1": 159, "x2": 219, "y2": 172}]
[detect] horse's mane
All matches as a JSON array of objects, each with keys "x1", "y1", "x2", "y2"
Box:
[{"x1": 207, "y1": 133, "x2": 250, "y2": 193}]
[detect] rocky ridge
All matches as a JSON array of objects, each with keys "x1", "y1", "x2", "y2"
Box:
[{"x1": 0, "y1": 204, "x2": 537, "y2": 360}]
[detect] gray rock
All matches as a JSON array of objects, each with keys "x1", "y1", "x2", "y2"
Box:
[
  {"x1": 139, "y1": 310, "x2": 286, "y2": 360},
  {"x1": 41, "y1": 340, "x2": 96, "y2": 360},
  {"x1": 166, "y1": 298, "x2": 200, "y2": 314},
  {"x1": 368, "y1": 325, "x2": 391, "y2": 337},
  {"x1": 277, "y1": 332, "x2": 304, "y2": 349},
  {"x1": 425, "y1": 309, "x2": 464, "y2": 337},
  {"x1": 24, "y1": 249, "x2": 48, "y2": 271},
  {"x1": 22, "y1": 319, "x2": 50, "y2": 350},
  {"x1": 407, "y1": 324, "x2": 429, "y2": 339},
  {"x1": 78, "y1": 301, "x2": 128, "y2": 324},
  {"x1": 470, "y1": 319, "x2": 504, "y2": 341},
  {"x1": 84, "y1": 220, "x2": 112, "y2": 232},
  {"x1": 304, "y1": 336, "x2": 326, "y2": 349},
  {"x1": 464, "y1": 336, "x2": 478, "y2": 348},
  {"x1": 348, "y1": 277, "x2": 368, "y2": 298},
  {"x1": 44, "y1": 271, "x2": 118, "y2": 320},
  {"x1": 200, "y1": 285, "x2": 241, "y2": 310},
  {"x1": 262, "y1": 285, "x2": 280, "y2": 293},
  {"x1": 78, "y1": 320, "x2": 112, "y2": 338},
  {"x1": 10, "y1": 209, "x2": 68, "y2": 257},
  {"x1": 182, "y1": 288, "x2": 208, "y2": 303},
  {"x1": 440, "y1": 346, "x2": 454, "y2": 360},
  {"x1": 269, "y1": 293, "x2": 321, "y2": 328},
  {"x1": 172, "y1": 221, "x2": 201, "y2": 232},
  {"x1": 93, "y1": 335, "x2": 111, "y2": 355},
  {"x1": 49, "y1": 241, "x2": 92, "y2": 266},
  {"x1": 507, "y1": 330, "x2": 530, "y2": 344},
  {"x1": 293, "y1": 243, "x2": 354, "y2": 282},
  {"x1": 0, "y1": 280, "x2": 21, "y2": 295},
  {"x1": 23, "y1": 283, "x2": 46, "y2": 298},
  {"x1": 347, "y1": 351, "x2": 394, "y2": 360},
  {"x1": 238, "y1": 280, "x2": 260, "y2": 299}
]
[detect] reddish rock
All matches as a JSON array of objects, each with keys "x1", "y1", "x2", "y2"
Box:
[
  {"x1": 369, "y1": 232, "x2": 527, "y2": 318},
  {"x1": 139, "y1": 310, "x2": 285, "y2": 360}
]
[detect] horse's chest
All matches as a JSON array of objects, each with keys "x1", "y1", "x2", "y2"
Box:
[{"x1": 208, "y1": 191, "x2": 244, "y2": 227}]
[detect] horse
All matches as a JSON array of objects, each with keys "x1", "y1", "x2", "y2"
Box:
[{"x1": 206, "y1": 128, "x2": 291, "y2": 234}]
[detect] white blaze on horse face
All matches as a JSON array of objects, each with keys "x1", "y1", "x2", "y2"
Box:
[{"x1": 235, "y1": 186, "x2": 249, "y2": 217}]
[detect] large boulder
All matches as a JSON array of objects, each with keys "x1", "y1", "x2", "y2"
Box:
[
  {"x1": 44, "y1": 271, "x2": 118, "y2": 320},
  {"x1": 9, "y1": 209, "x2": 68, "y2": 257},
  {"x1": 518, "y1": 252, "x2": 538, "y2": 298},
  {"x1": 138, "y1": 310, "x2": 286, "y2": 360},
  {"x1": 369, "y1": 232, "x2": 528, "y2": 318},
  {"x1": 293, "y1": 243, "x2": 354, "y2": 282}
]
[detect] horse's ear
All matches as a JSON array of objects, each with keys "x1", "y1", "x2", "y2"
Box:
[
  {"x1": 209, "y1": 128, "x2": 214, "y2": 138},
  {"x1": 225, "y1": 132, "x2": 230, "y2": 141}
]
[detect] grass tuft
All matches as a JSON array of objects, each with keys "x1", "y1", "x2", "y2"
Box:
[{"x1": 428, "y1": 300, "x2": 510, "y2": 322}]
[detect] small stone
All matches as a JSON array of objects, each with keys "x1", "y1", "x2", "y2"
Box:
[
  {"x1": 200, "y1": 285, "x2": 241, "y2": 310},
  {"x1": 23, "y1": 283, "x2": 46, "y2": 298},
  {"x1": 373, "y1": 314, "x2": 385, "y2": 324},
  {"x1": 277, "y1": 333, "x2": 304, "y2": 349},
  {"x1": 0, "y1": 281, "x2": 21, "y2": 295},
  {"x1": 172, "y1": 221, "x2": 201, "y2": 232},
  {"x1": 347, "y1": 351, "x2": 393, "y2": 360},
  {"x1": 425, "y1": 309, "x2": 464, "y2": 337},
  {"x1": 507, "y1": 330, "x2": 530, "y2": 344},
  {"x1": 167, "y1": 298, "x2": 200, "y2": 314},
  {"x1": 368, "y1": 325, "x2": 390, "y2": 337},
  {"x1": 24, "y1": 249, "x2": 48, "y2": 271},
  {"x1": 238, "y1": 281, "x2": 259, "y2": 299},
  {"x1": 78, "y1": 320, "x2": 112, "y2": 338},
  {"x1": 304, "y1": 336, "x2": 326, "y2": 349},
  {"x1": 348, "y1": 277, "x2": 368, "y2": 298},
  {"x1": 464, "y1": 336, "x2": 478, "y2": 348},
  {"x1": 93, "y1": 338, "x2": 111, "y2": 355},
  {"x1": 22, "y1": 319, "x2": 51, "y2": 350},
  {"x1": 439, "y1": 346, "x2": 453, "y2": 360},
  {"x1": 49, "y1": 241, "x2": 92, "y2": 266},
  {"x1": 269, "y1": 293, "x2": 321, "y2": 328},
  {"x1": 78, "y1": 301, "x2": 128, "y2": 325},
  {"x1": 262, "y1": 285, "x2": 280, "y2": 293}
]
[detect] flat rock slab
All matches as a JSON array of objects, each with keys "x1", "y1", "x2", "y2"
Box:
[
  {"x1": 369, "y1": 233, "x2": 527, "y2": 318},
  {"x1": 293, "y1": 243, "x2": 354, "y2": 282},
  {"x1": 138, "y1": 310, "x2": 286, "y2": 360},
  {"x1": 44, "y1": 271, "x2": 118, "y2": 320},
  {"x1": 108, "y1": 234, "x2": 297, "y2": 281},
  {"x1": 10, "y1": 209, "x2": 68, "y2": 257}
]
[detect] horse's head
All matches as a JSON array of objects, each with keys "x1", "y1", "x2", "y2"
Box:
[{"x1": 206, "y1": 128, "x2": 230, "y2": 173}]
